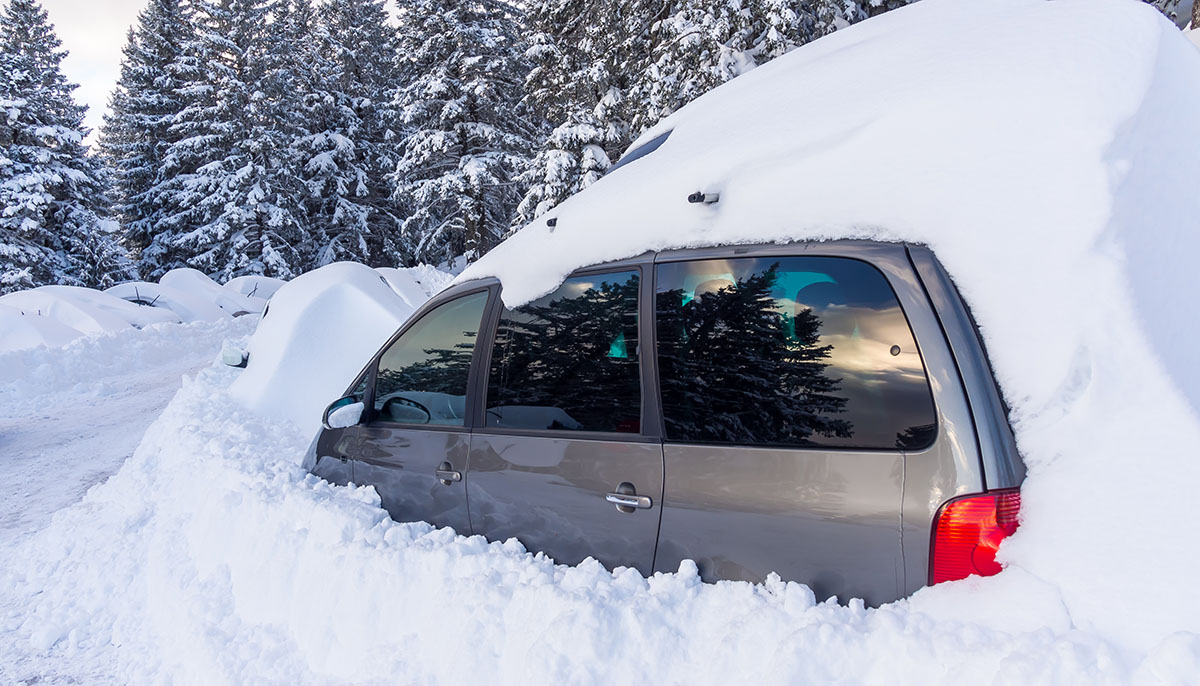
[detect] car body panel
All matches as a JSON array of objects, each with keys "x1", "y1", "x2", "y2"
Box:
[
  {"x1": 353, "y1": 426, "x2": 472, "y2": 536},
  {"x1": 466, "y1": 433, "x2": 664, "y2": 575},
  {"x1": 653, "y1": 443, "x2": 904, "y2": 604}
]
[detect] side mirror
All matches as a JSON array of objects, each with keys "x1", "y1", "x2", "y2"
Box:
[
  {"x1": 322, "y1": 397, "x2": 364, "y2": 430},
  {"x1": 221, "y1": 342, "x2": 249, "y2": 368}
]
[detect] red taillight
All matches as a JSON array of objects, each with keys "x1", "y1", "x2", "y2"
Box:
[{"x1": 929, "y1": 488, "x2": 1021, "y2": 585}]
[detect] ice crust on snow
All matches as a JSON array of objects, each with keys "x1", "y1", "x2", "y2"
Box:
[
  {"x1": 229, "y1": 262, "x2": 419, "y2": 432},
  {"x1": 459, "y1": 0, "x2": 1200, "y2": 652}
]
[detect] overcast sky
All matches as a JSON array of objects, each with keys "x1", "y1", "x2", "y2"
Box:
[{"x1": 41, "y1": 0, "x2": 143, "y2": 143}]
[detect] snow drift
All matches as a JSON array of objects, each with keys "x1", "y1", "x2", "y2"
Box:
[
  {"x1": 6, "y1": 345, "x2": 1200, "y2": 684},
  {"x1": 460, "y1": 0, "x2": 1200, "y2": 653},
  {"x1": 229, "y1": 262, "x2": 419, "y2": 432}
]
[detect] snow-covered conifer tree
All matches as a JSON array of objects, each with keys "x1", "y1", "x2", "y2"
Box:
[
  {"x1": 510, "y1": 0, "x2": 627, "y2": 231},
  {"x1": 154, "y1": 0, "x2": 305, "y2": 280},
  {"x1": 392, "y1": 0, "x2": 538, "y2": 265},
  {"x1": 299, "y1": 0, "x2": 403, "y2": 268},
  {"x1": 99, "y1": 0, "x2": 192, "y2": 271},
  {"x1": 0, "y1": 0, "x2": 132, "y2": 293}
]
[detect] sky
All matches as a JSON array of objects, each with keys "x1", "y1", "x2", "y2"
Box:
[{"x1": 41, "y1": 0, "x2": 143, "y2": 143}]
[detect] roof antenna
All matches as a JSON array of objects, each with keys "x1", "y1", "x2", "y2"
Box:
[
  {"x1": 546, "y1": 217, "x2": 558, "y2": 230},
  {"x1": 688, "y1": 191, "x2": 720, "y2": 205}
]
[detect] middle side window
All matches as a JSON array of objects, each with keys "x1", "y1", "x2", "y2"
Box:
[{"x1": 486, "y1": 270, "x2": 641, "y2": 433}]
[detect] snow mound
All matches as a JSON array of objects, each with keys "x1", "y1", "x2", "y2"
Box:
[
  {"x1": 106, "y1": 281, "x2": 232, "y2": 323},
  {"x1": 224, "y1": 274, "x2": 286, "y2": 300},
  {"x1": 459, "y1": 0, "x2": 1200, "y2": 653},
  {"x1": 3, "y1": 361, "x2": 1197, "y2": 683},
  {"x1": 229, "y1": 262, "x2": 417, "y2": 432},
  {"x1": 161, "y1": 268, "x2": 267, "y2": 316},
  {"x1": 0, "y1": 304, "x2": 83, "y2": 354},
  {"x1": 0, "y1": 285, "x2": 179, "y2": 334},
  {"x1": 375, "y1": 267, "x2": 434, "y2": 308}
]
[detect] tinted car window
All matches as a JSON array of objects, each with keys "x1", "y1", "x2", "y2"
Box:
[
  {"x1": 487, "y1": 270, "x2": 641, "y2": 433},
  {"x1": 656, "y1": 257, "x2": 936, "y2": 449},
  {"x1": 373, "y1": 291, "x2": 488, "y2": 426}
]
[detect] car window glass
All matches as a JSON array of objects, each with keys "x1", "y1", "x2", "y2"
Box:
[
  {"x1": 487, "y1": 270, "x2": 641, "y2": 433},
  {"x1": 656, "y1": 257, "x2": 936, "y2": 449},
  {"x1": 373, "y1": 291, "x2": 488, "y2": 426}
]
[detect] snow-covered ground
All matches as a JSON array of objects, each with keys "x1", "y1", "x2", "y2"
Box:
[
  {"x1": 1, "y1": 322, "x2": 1197, "y2": 684},
  {"x1": 0, "y1": 317, "x2": 254, "y2": 683}
]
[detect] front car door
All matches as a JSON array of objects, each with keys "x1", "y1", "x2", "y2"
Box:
[
  {"x1": 466, "y1": 266, "x2": 664, "y2": 575},
  {"x1": 650, "y1": 251, "x2": 940, "y2": 605},
  {"x1": 352, "y1": 288, "x2": 491, "y2": 536}
]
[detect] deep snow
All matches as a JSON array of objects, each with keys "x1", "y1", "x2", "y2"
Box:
[
  {"x1": 2, "y1": 0, "x2": 1200, "y2": 682},
  {"x1": 460, "y1": 0, "x2": 1200, "y2": 655},
  {"x1": 2, "y1": 337, "x2": 1198, "y2": 684}
]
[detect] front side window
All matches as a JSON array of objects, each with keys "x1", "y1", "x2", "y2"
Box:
[
  {"x1": 373, "y1": 291, "x2": 488, "y2": 426},
  {"x1": 656, "y1": 256, "x2": 936, "y2": 450},
  {"x1": 486, "y1": 270, "x2": 641, "y2": 433}
]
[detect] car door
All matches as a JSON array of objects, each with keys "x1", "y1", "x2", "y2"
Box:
[
  {"x1": 466, "y1": 267, "x2": 664, "y2": 575},
  {"x1": 650, "y1": 252, "x2": 940, "y2": 606},
  {"x1": 351, "y1": 288, "x2": 491, "y2": 536}
]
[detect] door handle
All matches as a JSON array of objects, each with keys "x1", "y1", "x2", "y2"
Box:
[
  {"x1": 605, "y1": 492, "x2": 652, "y2": 510},
  {"x1": 436, "y1": 461, "x2": 461, "y2": 485}
]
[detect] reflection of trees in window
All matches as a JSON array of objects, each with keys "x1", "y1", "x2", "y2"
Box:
[
  {"x1": 489, "y1": 274, "x2": 640, "y2": 433},
  {"x1": 657, "y1": 264, "x2": 852, "y2": 445},
  {"x1": 895, "y1": 423, "x2": 937, "y2": 450},
  {"x1": 377, "y1": 334, "x2": 477, "y2": 399}
]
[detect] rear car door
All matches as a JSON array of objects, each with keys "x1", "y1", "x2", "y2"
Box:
[
  {"x1": 351, "y1": 288, "x2": 490, "y2": 536},
  {"x1": 650, "y1": 252, "x2": 939, "y2": 605},
  {"x1": 466, "y1": 267, "x2": 664, "y2": 575}
]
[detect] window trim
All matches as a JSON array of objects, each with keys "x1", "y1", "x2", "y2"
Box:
[
  {"x1": 651, "y1": 253, "x2": 939, "y2": 453},
  {"x1": 475, "y1": 264, "x2": 652, "y2": 438},
  {"x1": 366, "y1": 285, "x2": 494, "y2": 431}
]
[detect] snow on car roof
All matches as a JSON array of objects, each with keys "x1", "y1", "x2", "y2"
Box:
[{"x1": 460, "y1": 0, "x2": 1200, "y2": 652}]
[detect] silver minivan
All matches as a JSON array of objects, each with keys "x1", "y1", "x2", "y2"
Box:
[{"x1": 303, "y1": 240, "x2": 1024, "y2": 606}]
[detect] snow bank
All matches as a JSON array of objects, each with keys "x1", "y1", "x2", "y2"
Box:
[
  {"x1": 229, "y1": 262, "x2": 417, "y2": 433},
  {"x1": 460, "y1": 0, "x2": 1200, "y2": 653},
  {"x1": 4, "y1": 361, "x2": 1197, "y2": 684},
  {"x1": 106, "y1": 281, "x2": 232, "y2": 323},
  {"x1": 0, "y1": 317, "x2": 255, "y2": 419}
]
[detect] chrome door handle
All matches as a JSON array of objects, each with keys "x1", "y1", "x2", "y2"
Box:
[
  {"x1": 605, "y1": 492, "x2": 652, "y2": 509},
  {"x1": 436, "y1": 462, "x2": 462, "y2": 485}
]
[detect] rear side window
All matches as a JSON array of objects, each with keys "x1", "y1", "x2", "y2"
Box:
[
  {"x1": 486, "y1": 270, "x2": 641, "y2": 433},
  {"x1": 655, "y1": 257, "x2": 936, "y2": 450},
  {"x1": 373, "y1": 291, "x2": 489, "y2": 426}
]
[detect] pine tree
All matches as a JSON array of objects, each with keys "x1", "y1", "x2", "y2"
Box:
[
  {"x1": 300, "y1": 0, "x2": 403, "y2": 269},
  {"x1": 510, "y1": 0, "x2": 628, "y2": 230},
  {"x1": 392, "y1": 0, "x2": 538, "y2": 265},
  {"x1": 155, "y1": 0, "x2": 304, "y2": 281},
  {"x1": 99, "y1": 0, "x2": 192, "y2": 274},
  {"x1": 0, "y1": 0, "x2": 131, "y2": 293}
]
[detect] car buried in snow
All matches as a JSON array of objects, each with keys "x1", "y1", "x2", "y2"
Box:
[{"x1": 303, "y1": 239, "x2": 1024, "y2": 606}]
